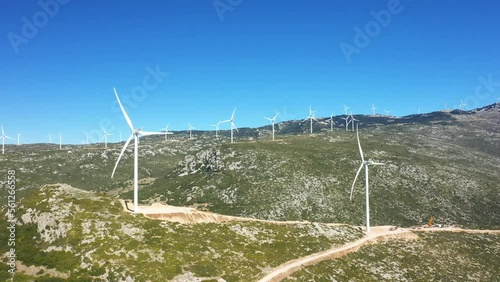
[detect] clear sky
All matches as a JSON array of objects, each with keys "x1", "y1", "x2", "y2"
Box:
[{"x1": 1, "y1": 0, "x2": 500, "y2": 144}]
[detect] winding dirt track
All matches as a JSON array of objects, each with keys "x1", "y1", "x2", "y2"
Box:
[
  {"x1": 257, "y1": 226, "x2": 417, "y2": 282},
  {"x1": 121, "y1": 201, "x2": 500, "y2": 282}
]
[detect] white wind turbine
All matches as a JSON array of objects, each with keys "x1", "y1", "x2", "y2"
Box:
[
  {"x1": 351, "y1": 113, "x2": 359, "y2": 131},
  {"x1": 59, "y1": 133, "x2": 62, "y2": 150},
  {"x1": 210, "y1": 121, "x2": 221, "y2": 138},
  {"x1": 187, "y1": 123, "x2": 195, "y2": 139},
  {"x1": 349, "y1": 124, "x2": 385, "y2": 233},
  {"x1": 102, "y1": 129, "x2": 112, "y2": 149},
  {"x1": 303, "y1": 106, "x2": 317, "y2": 134},
  {"x1": 111, "y1": 87, "x2": 164, "y2": 213},
  {"x1": 264, "y1": 113, "x2": 279, "y2": 141},
  {"x1": 341, "y1": 116, "x2": 351, "y2": 132},
  {"x1": 329, "y1": 113, "x2": 335, "y2": 132},
  {"x1": 384, "y1": 109, "x2": 391, "y2": 117},
  {"x1": 371, "y1": 104, "x2": 377, "y2": 116},
  {"x1": 1, "y1": 125, "x2": 14, "y2": 154},
  {"x1": 221, "y1": 108, "x2": 238, "y2": 143},
  {"x1": 459, "y1": 101, "x2": 467, "y2": 110},
  {"x1": 161, "y1": 124, "x2": 173, "y2": 141},
  {"x1": 17, "y1": 133, "x2": 20, "y2": 146},
  {"x1": 343, "y1": 105, "x2": 350, "y2": 115}
]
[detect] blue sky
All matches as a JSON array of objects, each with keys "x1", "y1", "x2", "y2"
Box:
[{"x1": 1, "y1": 0, "x2": 500, "y2": 144}]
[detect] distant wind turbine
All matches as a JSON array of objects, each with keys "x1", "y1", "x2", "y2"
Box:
[
  {"x1": 210, "y1": 121, "x2": 221, "y2": 138},
  {"x1": 351, "y1": 114, "x2": 359, "y2": 131},
  {"x1": 341, "y1": 116, "x2": 351, "y2": 132},
  {"x1": 1, "y1": 125, "x2": 14, "y2": 154},
  {"x1": 221, "y1": 108, "x2": 238, "y2": 143},
  {"x1": 343, "y1": 105, "x2": 350, "y2": 115},
  {"x1": 102, "y1": 129, "x2": 112, "y2": 149},
  {"x1": 111, "y1": 87, "x2": 164, "y2": 213},
  {"x1": 59, "y1": 133, "x2": 62, "y2": 150},
  {"x1": 187, "y1": 123, "x2": 195, "y2": 139},
  {"x1": 303, "y1": 106, "x2": 317, "y2": 134},
  {"x1": 459, "y1": 101, "x2": 467, "y2": 110},
  {"x1": 371, "y1": 104, "x2": 377, "y2": 116},
  {"x1": 264, "y1": 113, "x2": 279, "y2": 141},
  {"x1": 161, "y1": 124, "x2": 173, "y2": 141},
  {"x1": 329, "y1": 113, "x2": 335, "y2": 132},
  {"x1": 384, "y1": 109, "x2": 391, "y2": 117},
  {"x1": 17, "y1": 133, "x2": 20, "y2": 146},
  {"x1": 350, "y1": 124, "x2": 385, "y2": 233}
]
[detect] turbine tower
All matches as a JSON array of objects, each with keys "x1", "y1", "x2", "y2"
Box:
[
  {"x1": 343, "y1": 105, "x2": 350, "y2": 115},
  {"x1": 264, "y1": 113, "x2": 279, "y2": 141},
  {"x1": 351, "y1": 113, "x2": 359, "y2": 131},
  {"x1": 210, "y1": 121, "x2": 221, "y2": 138},
  {"x1": 102, "y1": 129, "x2": 112, "y2": 149},
  {"x1": 187, "y1": 123, "x2": 195, "y2": 139},
  {"x1": 329, "y1": 113, "x2": 334, "y2": 132},
  {"x1": 350, "y1": 124, "x2": 385, "y2": 233},
  {"x1": 59, "y1": 133, "x2": 62, "y2": 150},
  {"x1": 111, "y1": 87, "x2": 164, "y2": 213},
  {"x1": 17, "y1": 133, "x2": 20, "y2": 146},
  {"x1": 303, "y1": 106, "x2": 317, "y2": 134},
  {"x1": 341, "y1": 116, "x2": 351, "y2": 132},
  {"x1": 1, "y1": 125, "x2": 14, "y2": 154},
  {"x1": 221, "y1": 108, "x2": 238, "y2": 143},
  {"x1": 371, "y1": 104, "x2": 377, "y2": 116},
  {"x1": 161, "y1": 124, "x2": 173, "y2": 141}
]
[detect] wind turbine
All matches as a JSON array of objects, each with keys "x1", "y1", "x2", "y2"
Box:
[
  {"x1": 161, "y1": 124, "x2": 173, "y2": 141},
  {"x1": 303, "y1": 106, "x2": 317, "y2": 134},
  {"x1": 459, "y1": 101, "x2": 467, "y2": 110},
  {"x1": 59, "y1": 133, "x2": 62, "y2": 150},
  {"x1": 384, "y1": 109, "x2": 391, "y2": 117},
  {"x1": 187, "y1": 123, "x2": 195, "y2": 139},
  {"x1": 343, "y1": 105, "x2": 350, "y2": 115},
  {"x1": 221, "y1": 108, "x2": 238, "y2": 143},
  {"x1": 329, "y1": 113, "x2": 335, "y2": 132},
  {"x1": 17, "y1": 133, "x2": 20, "y2": 146},
  {"x1": 1, "y1": 125, "x2": 14, "y2": 154},
  {"x1": 49, "y1": 134, "x2": 52, "y2": 144},
  {"x1": 351, "y1": 114, "x2": 359, "y2": 131},
  {"x1": 341, "y1": 116, "x2": 351, "y2": 132},
  {"x1": 371, "y1": 104, "x2": 377, "y2": 116},
  {"x1": 102, "y1": 129, "x2": 112, "y2": 149},
  {"x1": 111, "y1": 87, "x2": 164, "y2": 213},
  {"x1": 210, "y1": 121, "x2": 221, "y2": 138},
  {"x1": 349, "y1": 124, "x2": 385, "y2": 233},
  {"x1": 264, "y1": 113, "x2": 279, "y2": 141}
]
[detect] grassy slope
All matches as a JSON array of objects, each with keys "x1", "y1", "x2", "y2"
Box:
[
  {"x1": 0, "y1": 184, "x2": 362, "y2": 281},
  {"x1": 286, "y1": 232, "x2": 500, "y2": 281}
]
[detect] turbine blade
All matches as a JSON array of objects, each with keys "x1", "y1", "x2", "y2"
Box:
[
  {"x1": 6, "y1": 135, "x2": 14, "y2": 140},
  {"x1": 264, "y1": 117, "x2": 272, "y2": 121},
  {"x1": 233, "y1": 122, "x2": 238, "y2": 132},
  {"x1": 273, "y1": 113, "x2": 279, "y2": 120},
  {"x1": 114, "y1": 87, "x2": 135, "y2": 132},
  {"x1": 231, "y1": 108, "x2": 236, "y2": 120},
  {"x1": 111, "y1": 135, "x2": 134, "y2": 178},
  {"x1": 141, "y1": 131, "x2": 164, "y2": 136},
  {"x1": 350, "y1": 163, "x2": 365, "y2": 200},
  {"x1": 372, "y1": 162, "x2": 385, "y2": 166},
  {"x1": 1, "y1": 125, "x2": 4, "y2": 135},
  {"x1": 356, "y1": 124, "x2": 365, "y2": 162}
]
